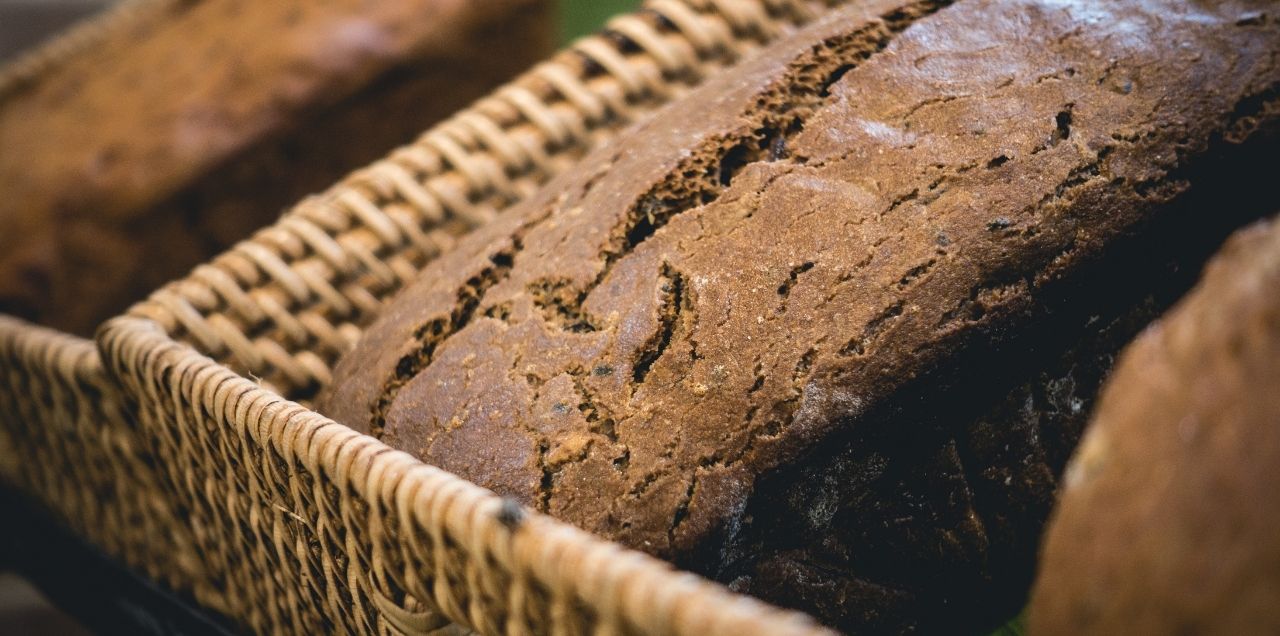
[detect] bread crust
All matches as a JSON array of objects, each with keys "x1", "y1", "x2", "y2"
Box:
[{"x1": 324, "y1": 0, "x2": 1280, "y2": 629}]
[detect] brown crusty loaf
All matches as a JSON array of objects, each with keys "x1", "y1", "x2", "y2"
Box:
[
  {"x1": 321, "y1": 0, "x2": 1280, "y2": 631},
  {"x1": 0, "y1": 0, "x2": 550, "y2": 335},
  {"x1": 1029, "y1": 216, "x2": 1280, "y2": 635}
]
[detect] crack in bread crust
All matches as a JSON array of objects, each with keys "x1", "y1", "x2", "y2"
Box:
[
  {"x1": 527, "y1": 0, "x2": 953, "y2": 335},
  {"x1": 366, "y1": 207, "x2": 554, "y2": 438}
]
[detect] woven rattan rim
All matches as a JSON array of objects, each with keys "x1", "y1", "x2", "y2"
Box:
[
  {"x1": 0, "y1": 313, "x2": 200, "y2": 590},
  {"x1": 0, "y1": 315, "x2": 100, "y2": 386},
  {"x1": 129, "y1": 0, "x2": 850, "y2": 399},
  {"x1": 0, "y1": 0, "x2": 188, "y2": 101},
  {"x1": 102, "y1": 315, "x2": 832, "y2": 635}
]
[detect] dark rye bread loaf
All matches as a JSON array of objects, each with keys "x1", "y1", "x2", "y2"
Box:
[
  {"x1": 322, "y1": 0, "x2": 1280, "y2": 630},
  {"x1": 1030, "y1": 216, "x2": 1280, "y2": 635},
  {"x1": 0, "y1": 0, "x2": 550, "y2": 335}
]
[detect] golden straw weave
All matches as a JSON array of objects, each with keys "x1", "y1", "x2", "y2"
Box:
[
  {"x1": 6, "y1": 0, "x2": 861, "y2": 632},
  {"x1": 103, "y1": 318, "x2": 830, "y2": 634},
  {"x1": 0, "y1": 316, "x2": 197, "y2": 588}
]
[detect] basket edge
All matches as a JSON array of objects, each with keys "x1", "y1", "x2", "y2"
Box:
[{"x1": 99, "y1": 313, "x2": 834, "y2": 636}]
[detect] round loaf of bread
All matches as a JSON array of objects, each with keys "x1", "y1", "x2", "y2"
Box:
[
  {"x1": 322, "y1": 0, "x2": 1280, "y2": 630},
  {"x1": 1030, "y1": 216, "x2": 1280, "y2": 634}
]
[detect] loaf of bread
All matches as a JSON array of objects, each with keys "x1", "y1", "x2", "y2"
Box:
[
  {"x1": 0, "y1": 0, "x2": 550, "y2": 334},
  {"x1": 1030, "y1": 216, "x2": 1280, "y2": 635},
  {"x1": 321, "y1": 0, "x2": 1279, "y2": 631}
]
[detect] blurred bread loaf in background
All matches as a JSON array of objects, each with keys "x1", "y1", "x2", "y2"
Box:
[
  {"x1": 0, "y1": 0, "x2": 552, "y2": 334},
  {"x1": 1031, "y1": 215, "x2": 1280, "y2": 635}
]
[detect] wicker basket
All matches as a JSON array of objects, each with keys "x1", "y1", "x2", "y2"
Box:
[
  {"x1": 0, "y1": 0, "x2": 201, "y2": 594},
  {"x1": 8, "y1": 0, "x2": 855, "y2": 632},
  {"x1": 0, "y1": 316, "x2": 199, "y2": 589}
]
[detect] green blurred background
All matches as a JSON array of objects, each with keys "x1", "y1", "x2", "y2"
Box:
[{"x1": 560, "y1": 0, "x2": 640, "y2": 42}]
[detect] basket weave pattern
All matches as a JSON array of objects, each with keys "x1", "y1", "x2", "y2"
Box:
[
  {"x1": 105, "y1": 319, "x2": 828, "y2": 634},
  {"x1": 0, "y1": 317, "x2": 195, "y2": 588},
  {"x1": 7, "y1": 0, "x2": 857, "y2": 632}
]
